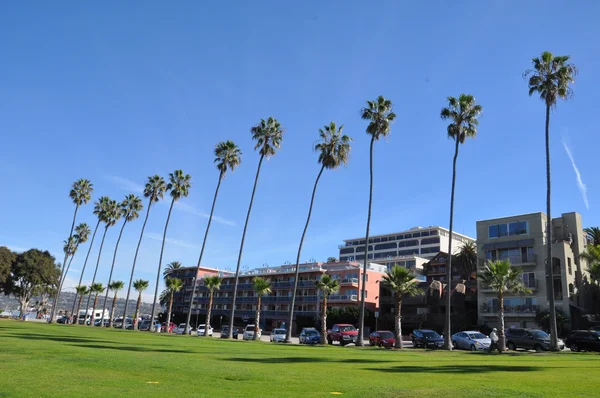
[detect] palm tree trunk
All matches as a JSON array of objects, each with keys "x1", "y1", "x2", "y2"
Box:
[
  {"x1": 122, "y1": 200, "x2": 152, "y2": 329},
  {"x1": 321, "y1": 296, "x2": 328, "y2": 345},
  {"x1": 206, "y1": 290, "x2": 214, "y2": 337},
  {"x1": 71, "y1": 220, "x2": 100, "y2": 320},
  {"x1": 444, "y1": 136, "x2": 460, "y2": 350},
  {"x1": 135, "y1": 292, "x2": 142, "y2": 330},
  {"x1": 254, "y1": 295, "x2": 261, "y2": 341},
  {"x1": 544, "y1": 104, "x2": 559, "y2": 350},
  {"x1": 167, "y1": 292, "x2": 173, "y2": 333},
  {"x1": 185, "y1": 173, "x2": 223, "y2": 333},
  {"x1": 85, "y1": 226, "x2": 109, "y2": 326},
  {"x1": 229, "y1": 154, "x2": 265, "y2": 338},
  {"x1": 101, "y1": 219, "x2": 128, "y2": 326},
  {"x1": 150, "y1": 199, "x2": 175, "y2": 330},
  {"x1": 109, "y1": 291, "x2": 118, "y2": 327},
  {"x1": 91, "y1": 293, "x2": 99, "y2": 326},
  {"x1": 357, "y1": 136, "x2": 376, "y2": 347},
  {"x1": 498, "y1": 291, "x2": 505, "y2": 353},
  {"x1": 75, "y1": 295, "x2": 84, "y2": 325},
  {"x1": 287, "y1": 165, "x2": 325, "y2": 342},
  {"x1": 395, "y1": 297, "x2": 403, "y2": 349},
  {"x1": 51, "y1": 205, "x2": 79, "y2": 323}
]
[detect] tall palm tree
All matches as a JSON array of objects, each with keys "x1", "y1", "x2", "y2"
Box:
[
  {"x1": 163, "y1": 261, "x2": 183, "y2": 279},
  {"x1": 440, "y1": 93, "x2": 482, "y2": 350},
  {"x1": 50, "y1": 178, "x2": 93, "y2": 322},
  {"x1": 203, "y1": 276, "x2": 222, "y2": 336},
  {"x1": 580, "y1": 245, "x2": 600, "y2": 283},
  {"x1": 381, "y1": 266, "x2": 423, "y2": 349},
  {"x1": 285, "y1": 122, "x2": 351, "y2": 342},
  {"x1": 89, "y1": 283, "x2": 105, "y2": 326},
  {"x1": 315, "y1": 274, "x2": 340, "y2": 345},
  {"x1": 184, "y1": 140, "x2": 242, "y2": 333},
  {"x1": 150, "y1": 170, "x2": 192, "y2": 327},
  {"x1": 85, "y1": 198, "x2": 121, "y2": 326},
  {"x1": 229, "y1": 118, "x2": 283, "y2": 338},
  {"x1": 584, "y1": 227, "x2": 600, "y2": 246},
  {"x1": 251, "y1": 277, "x2": 272, "y2": 340},
  {"x1": 356, "y1": 96, "x2": 396, "y2": 346},
  {"x1": 525, "y1": 51, "x2": 577, "y2": 350},
  {"x1": 107, "y1": 281, "x2": 124, "y2": 327},
  {"x1": 455, "y1": 241, "x2": 478, "y2": 281},
  {"x1": 133, "y1": 279, "x2": 149, "y2": 329},
  {"x1": 100, "y1": 194, "x2": 143, "y2": 326},
  {"x1": 122, "y1": 175, "x2": 166, "y2": 328},
  {"x1": 60, "y1": 223, "x2": 91, "y2": 294},
  {"x1": 477, "y1": 260, "x2": 531, "y2": 352},
  {"x1": 73, "y1": 285, "x2": 89, "y2": 325},
  {"x1": 162, "y1": 277, "x2": 183, "y2": 333}
]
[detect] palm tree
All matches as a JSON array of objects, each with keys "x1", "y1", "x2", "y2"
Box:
[
  {"x1": 184, "y1": 140, "x2": 242, "y2": 333},
  {"x1": 315, "y1": 274, "x2": 340, "y2": 345},
  {"x1": 580, "y1": 245, "x2": 600, "y2": 283},
  {"x1": 356, "y1": 96, "x2": 396, "y2": 346},
  {"x1": 107, "y1": 281, "x2": 124, "y2": 327},
  {"x1": 150, "y1": 170, "x2": 192, "y2": 326},
  {"x1": 381, "y1": 266, "x2": 423, "y2": 349},
  {"x1": 50, "y1": 179, "x2": 93, "y2": 322},
  {"x1": 203, "y1": 276, "x2": 222, "y2": 336},
  {"x1": 100, "y1": 194, "x2": 143, "y2": 326},
  {"x1": 252, "y1": 277, "x2": 272, "y2": 340},
  {"x1": 89, "y1": 283, "x2": 105, "y2": 326},
  {"x1": 455, "y1": 241, "x2": 478, "y2": 280},
  {"x1": 85, "y1": 198, "x2": 121, "y2": 326},
  {"x1": 477, "y1": 260, "x2": 532, "y2": 352},
  {"x1": 584, "y1": 227, "x2": 600, "y2": 246},
  {"x1": 163, "y1": 261, "x2": 183, "y2": 279},
  {"x1": 229, "y1": 118, "x2": 283, "y2": 338},
  {"x1": 122, "y1": 175, "x2": 166, "y2": 328},
  {"x1": 525, "y1": 51, "x2": 577, "y2": 350},
  {"x1": 73, "y1": 285, "x2": 89, "y2": 325},
  {"x1": 164, "y1": 277, "x2": 183, "y2": 333},
  {"x1": 286, "y1": 122, "x2": 351, "y2": 342},
  {"x1": 133, "y1": 279, "x2": 149, "y2": 329},
  {"x1": 60, "y1": 223, "x2": 91, "y2": 292}
]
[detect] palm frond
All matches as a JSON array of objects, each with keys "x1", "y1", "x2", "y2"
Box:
[
  {"x1": 215, "y1": 140, "x2": 242, "y2": 176},
  {"x1": 144, "y1": 175, "x2": 167, "y2": 203},
  {"x1": 167, "y1": 170, "x2": 192, "y2": 201}
]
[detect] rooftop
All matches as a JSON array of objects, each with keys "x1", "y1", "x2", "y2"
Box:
[{"x1": 342, "y1": 226, "x2": 474, "y2": 243}]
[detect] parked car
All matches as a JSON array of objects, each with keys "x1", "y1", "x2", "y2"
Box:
[
  {"x1": 93, "y1": 318, "x2": 110, "y2": 327},
  {"x1": 113, "y1": 317, "x2": 132, "y2": 328},
  {"x1": 174, "y1": 323, "x2": 194, "y2": 335},
  {"x1": 220, "y1": 325, "x2": 238, "y2": 339},
  {"x1": 505, "y1": 328, "x2": 565, "y2": 351},
  {"x1": 138, "y1": 320, "x2": 160, "y2": 331},
  {"x1": 411, "y1": 329, "x2": 444, "y2": 349},
  {"x1": 327, "y1": 324, "x2": 358, "y2": 346},
  {"x1": 243, "y1": 324, "x2": 261, "y2": 340},
  {"x1": 197, "y1": 324, "x2": 213, "y2": 337},
  {"x1": 270, "y1": 328, "x2": 287, "y2": 343},
  {"x1": 161, "y1": 322, "x2": 176, "y2": 333},
  {"x1": 565, "y1": 330, "x2": 600, "y2": 352},
  {"x1": 56, "y1": 316, "x2": 70, "y2": 324},
  {"x1": 451, "y1": 331, "x2": 491, "y2": 351},
  {"x1": 299, "y1": 328, "x2": 321, "y2": 344},
  {"x1": 369, "y1": 330, "x2": 396, "y2": 348}
]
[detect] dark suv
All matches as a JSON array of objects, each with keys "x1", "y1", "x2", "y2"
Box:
[
  {"x1": 565, "y1": 331, "x2": 600, "y2": 352},
  {"x1": 505, "y1": 328, "x2": 564, "y2": 351}
]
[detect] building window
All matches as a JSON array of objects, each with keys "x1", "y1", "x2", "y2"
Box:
[
  {"x1": 489, "y1": 221, "x2": 528, "y2": 239},
  {"x1": 340, "y1": 248, "x2": 354, "y2": 255},
  {"x1": 374, "y1": 242, "x2": 397, "y2": 251},
  {"x1": 398, "y1": 248, "x2": 419, "y2": 256},
  {"x1": 568, "y1": 258, "x2": 572, "y2": 275},
  {"x1": 430, "y1": 230, "x2": 438, "y2": 236},
  {"x1": 421, "y1": 237, "x2": 440, "y2": 245},
  {"x1": 522, "y1": 272, "x2": 535, "y2": 288},
  {"x1": 421, "y1": 231, "x2": 430, "y2": 237},
  {"x1": 421, "y1": 246, "x2": 441, "y2": 255}
]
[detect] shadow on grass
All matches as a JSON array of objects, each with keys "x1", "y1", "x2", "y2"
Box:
[
  {"x1": 71, "y1": 343, "x2": 191, "y2": 354},
  {"x1": 365, "y1": 365, "x2": 543, "y2": 374},
  {"x1": 226, "y1": 357, "x2": 392, "y2": 364},
  {"x1": 5, "y1": 333, "x2": 114, "y2": 344}
]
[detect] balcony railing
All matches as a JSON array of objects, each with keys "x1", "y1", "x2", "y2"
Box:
[
  {"x1": 328, "y1": 294, "x2": 358, "y2": 301},
  {"x1": 340, "y1": 278, "x2": 359, "y2": 285},
  {"x1": 479, "y1": 254, "x2": 537, "y2": 268},
  {"x1": 480, "y1": 304, "x2": 538, "y2": 314}
]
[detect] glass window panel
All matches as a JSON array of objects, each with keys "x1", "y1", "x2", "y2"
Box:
[
  {"x1": 509, "y1": 222, "x2": 519, "y2": 236},
  {"x1": 489, "y1": 225, "x2": 498, "y2": 238},
  {"x1": 498, "y1": 224, "x2": 508, "y2": 237},
  {"x1": 517, "y1": 221, "x2": 528, "y2": 235}
]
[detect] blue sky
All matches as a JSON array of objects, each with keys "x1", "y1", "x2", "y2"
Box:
[{"x1": 1, "y1": 1, "x2": 598, "y2": 301}]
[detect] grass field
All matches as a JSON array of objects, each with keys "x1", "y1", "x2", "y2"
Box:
[{"x1": 1, "y1": 320, "x2": 599, "y2": 397}]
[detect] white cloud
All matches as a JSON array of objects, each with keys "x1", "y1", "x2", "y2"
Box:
[
  {"x1": 146, "y1": 232, "x2": 201, "y2": 250},
  {"x1": 562, "y1": 138, "x2": 589, "y2": 210},
  {"x1": 106, "y1": 175, "x2": 144, "y2": 194},
  {"x1": 173, "y1": 201, "x2": 236, "y2": 227}
]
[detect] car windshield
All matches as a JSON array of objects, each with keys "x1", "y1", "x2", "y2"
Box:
[
  {"x1": 339, "y1": 326, "x2": 356, "y2": 332},
  {"x1": 307, "y1": 331, "x2": 319, "y2": 336},
  {"x1": 468, "y1": 333, "x2": 487, "y2": 339},
  {"x1": 273, "y1": 329, "x2": 286, "y2": 335},
  {"x1": 198, "y1": 325, "x2": 206, "y2": 328},
  {"x1": 379, "y1": 332, "x2": 394, "y2": 339},
  {"x1": 534, "y1": 331, "x2": 549, "y2": 339},
  {"x1": 422, "y1": 331, "x2": 441, "y2": 339}
]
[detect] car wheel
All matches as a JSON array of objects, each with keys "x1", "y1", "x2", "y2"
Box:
[
  {"x1": 507, "y1": 342, "x2": 516, "y2": 351},
  {"x1": 327, "y1": 337, "x2": 332, "y2": 345},
  {"x1": 340, "y1": 340, "x2": 346, "y2": 347},
  {"x1": 534, "y1": 344, "x2": 543, "y2": 352},
  {"x1": 570, "y1": 344, "x2": 579, "y2": 352},
  {"x1": 470, "y1": 345, "x2": 476, "y2": 352},
  {"x1": 369, "y1": 340, "x2": 374, "y2": 347},
  {"x1": 412, "y1": 340, "x2": 418, "y2": 348},
  {"x1": 452, "y1": 341, "x2": 458, "y2": 349}
]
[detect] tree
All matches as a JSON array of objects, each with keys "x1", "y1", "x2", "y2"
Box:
[
  {"x1": 536, "y1": 308, "x2": 570, "y2": 337},
  {"x1": 357, "y1": 96, "x2": 396, "y2": 346},
  {"x1": 525, "y1": 51, "x2": 577, "y2": 350},
  {"x1": 122, "y1": 175, "x2": 166, "y2": 328},
  {"x1": 203, "y1": 275, "x2": 222, "y2": 336},
  {"x1": 326, "y1": 257, "x2": 338, "y2": 263},
  {"x1": 163, "y1": 261, "x2": 182, "y2": 279},
  {"x1": 89, "y1": 283, "x2": 105, "y2": 326},
  {"x1": 286, "y1": 122, "x2": 351, "y2": 342},
  {"x1": 0, "y1": 246, "x2": 16, "y2": 286},
  {"x1": 100, "y1": 194, "x2": 142, "y2": 326},
  {"x1": 133, "y1": 279, "x2": 149, "y2": 329},
  {"x1": 252, "y1": 277, "x2": 272, "y2": 340},
  {"x1": 381, "y1": 266, "x2": 423, "y2": 348},
  {"x1": 455, "y1": 241, "x2": 478, "y2": 280},
  {"x1": 584, "y1": 227, "x2": 600, "y2": 246},
  {"x1": 56, "y1": 223, "x2": 91, "y2": 315},
  {"x1": 580, "y1": 245, "x2": 600, "y2": 283},
  {"x1": 73, "y1": 285, "x2": 89, "y2": 325},
  {"x1": 150, "y1": 170, "x2": 191, "y2": 328},
  {"x1": 107, "y1": 281, "x2": 124, "y2": 327},
  {"x1": 477, "y1": 260, "x2": 531, "y2": 352},
  {"x1": 184, "y1": 140, "x2": 242, "y2": 333},
  {"x1": 50, "y1": 178, "x2": 93, "y2": 323},
  {"x1": 84, "y1": 197, "x2": 121, "y2": 326},
  {"x1": 315, "y1": 274, "x2": 340, "y2": 345},
  {"x1": 164, "y1": 277, "x2": 183, "y2": 333},
  {"x1": 229, "y1": 118, "x2": 283, "y2": 338}
]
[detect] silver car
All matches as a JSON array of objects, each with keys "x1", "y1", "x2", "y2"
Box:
[
  {"x1": 452, "y1": 331, "x2": 491, "y2": 351},
  {"x1": 270, "y1": 328, "x2": 287, "y2": 343}
]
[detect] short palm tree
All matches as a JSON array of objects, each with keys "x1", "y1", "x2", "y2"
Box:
[
  {"x1": 286, "y1": 122, "x2": 351, "y2": 342},
  {"x1": 107, "y1": 281, "x2": 124, "y2": 327},
  {"x1": 164, "y1": 277, "x2": 183, "y2": 333},
  {"x1": 163, "y1": 261, "x2": 183, "y2": 279},
  {"x1": 57, "y1": 223, "x2": 91, "y2": 316},
  {"x1": 477, "y1": 260, "x2": 532, "y2": 352},
  {"x1": 50, "y1": 178, "x2": 93, "y2": 323},
  {"x1": 229, "y1": 118, "x2": 283, "y2": 338},
  {"x1": 381, "y1": 266, "x2": 423, "y2": 349},
  {"x1": 252, "y1": 277, "x2": 272, "y2": 340},
  {"x1": 203, "y1": 276, "x2": 222, "y2": 336},
  {"x1": 584, "y1": 227, "x2": 600, "y2": 246},
  {"x1": 73, "y1": 285, "x2": 89, "y2": 325},
  {"x1": 122, "y1": 175, "x2": 166, "y2": 328},
  {"x1": 100, "y1": 194, "x2": 143, "y2": 325},
  {"x1": 525, "y1": 51, "x2": 577, "y2": 350},
  {"x1": 455, "y1": 241, "x2": 478, "y2": 281},
  {"x1": 133, "y1": 279, "x2": 149, "y2": 329},
  {"x1": 580, "y1": 245, "x2": 600, "y2": 283},
  {"x1": 357, "y1": 96, "x2": 396, "y2": 346},
  {"x1": 150, "y1": 170, "x2": 191, "y2": 326},
  {"x1": 85, "y1": 198, "x2": 121, "y2": 325},
  {"x1": 185, "y1": 140, "x2": 242, "y2": 333},
  {"x1": 89, "y1": 283, "x2": 105, "y2": 326},
  {"x1": 315, "y1": 274, "x2": 340, "y2": 345}
]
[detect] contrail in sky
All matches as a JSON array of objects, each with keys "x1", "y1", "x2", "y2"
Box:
[{"x1": 562, "y1": 138, "x2": 589, "y2": 210}]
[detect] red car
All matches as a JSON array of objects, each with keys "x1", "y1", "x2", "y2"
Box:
[
  {"x1": 161, "y1": 322, "x2": 176, "y2": 333},
  {"x1": 327, "y1": 324, "x2": 359, "y2": 346},
  {"x1": 369, "y1": 330, "x2": 396, "y2": 348}
]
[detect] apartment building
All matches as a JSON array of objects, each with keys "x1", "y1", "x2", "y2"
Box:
[{"x1": 476, "y1": 211, "x2": 588, "y2": 329}]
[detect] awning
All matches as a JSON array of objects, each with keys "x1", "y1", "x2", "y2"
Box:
[{"x1": 482, "y1": 238, "x2": 534, "y2": 250}]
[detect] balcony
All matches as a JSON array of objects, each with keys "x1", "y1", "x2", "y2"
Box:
[
  {"x1": 479, "y1": 253, "x2": 537, "y2": 268},
  {"x1": 271, "y1": 281, "x2": 293, "y2": 289},
  {"x1": 328, "y1": 294, "x2": 358, "y2": 302},
  {"x1": 340, "y1": 278, "x2": 359, "y2": 286},
  {"x1": 480, "y1": 279, "x2": 538, "y2": 292},
  {"x1": 480, "y1": 304, "x2": 538, "y2": 315}
]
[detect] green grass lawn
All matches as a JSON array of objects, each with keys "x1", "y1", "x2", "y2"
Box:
[{"x1": 1, "y1": 320, "x2": 599, "y2": 397}]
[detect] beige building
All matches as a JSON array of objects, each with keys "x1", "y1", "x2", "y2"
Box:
[{"x1": 476, "y1": 212, "x2": 589, "y2": 329}]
